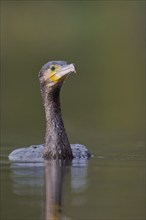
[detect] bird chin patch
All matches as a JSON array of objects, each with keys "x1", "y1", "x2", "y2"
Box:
[
  {"x1": 50, "y1": 72, "x2": 59, "y2": 82},
  {"x1": 46, "y1": 79, "x2": 61, "y2": 88},
  {"x1": 50, "y1": 74, "x2": 67, "y2": 84}
]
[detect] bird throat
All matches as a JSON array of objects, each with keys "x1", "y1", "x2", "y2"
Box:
[{"x1": 42, "y1": 86, "x2": 73, "y2": 160}]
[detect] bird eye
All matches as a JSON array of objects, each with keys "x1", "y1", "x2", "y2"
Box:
[{"x1": 50, "y1": 66, "x2": 56, "y2": 71}]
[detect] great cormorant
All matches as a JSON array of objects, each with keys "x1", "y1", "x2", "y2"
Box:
[
  {"x1": 8, "y1": 61, "x2": 91, "y2": 162},
  {"x1": 39, "y1": 61, "x2": 75, "y2": 159}
]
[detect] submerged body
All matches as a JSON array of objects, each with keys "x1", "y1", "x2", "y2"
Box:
[
  {"x1": 8, "y1": 61, "x2": 91, "y2": 161},
  {"x1": 8, "y1": 144, "x2": 91, "y2": 162}
]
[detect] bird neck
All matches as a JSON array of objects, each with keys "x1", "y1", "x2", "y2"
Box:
[
  {"x1": 44, "y1": 86, "x2": 62, "y2": 126},
  {"x1": 42, "y1": 86, "x2": 71, "y2": 157}
]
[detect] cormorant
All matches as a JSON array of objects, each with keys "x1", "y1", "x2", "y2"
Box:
[
  {"x1": 39, "y1": 61, "x2": 75, "y2": 160},
  {"x1": 8, "y1": 61, "x2": 91, "y2": 162}
]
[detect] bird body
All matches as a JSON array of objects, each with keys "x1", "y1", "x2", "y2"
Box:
[
  {"x1": 39, "y1": 61, "x2": 75, "y2": 160},
  {"x1": 8, "y1": 61, "x2": 91, "y2": 162}
]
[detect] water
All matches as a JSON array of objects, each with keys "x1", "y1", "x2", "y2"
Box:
[
  {"x1": 1, "y1": 141, "x2": 145, "y2": 220},
  {"x1": 1, "y1": 1, "x2": 145, "y2": 220}
]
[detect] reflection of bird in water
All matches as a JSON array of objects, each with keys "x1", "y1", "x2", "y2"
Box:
[
  {"x1": 10, "y1": 160, "x2": 88, "y2": 220},
  {"x1": 44, "y1": 161, "x2": 64, "y2": 220},
  {"x1": 9, "y1": 61, "x2": 91, "y2": 162}
]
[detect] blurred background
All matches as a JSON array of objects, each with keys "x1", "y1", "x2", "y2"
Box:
[
  {"x1": 1, "y1": 1, "x2": 145, "y2": 156},
  {"x1": 1, "y1": 2, "x2": 145, "y2": 220}
]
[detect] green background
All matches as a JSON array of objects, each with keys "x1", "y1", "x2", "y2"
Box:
[{"x1": 1, "y1": 1, "x2": 145, "y2": 220}]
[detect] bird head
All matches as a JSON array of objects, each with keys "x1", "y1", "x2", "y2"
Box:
[{"x1": 39, "y1": 61, "x2": 76, "y2": 89}]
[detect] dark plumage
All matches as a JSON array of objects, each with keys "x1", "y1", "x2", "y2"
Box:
[
  {"x1": 38, "y1": 61, "x2": 76, "y2": 160},
  {"x1": 8, "y1": 61, "x2": 91, "y2": 163}
]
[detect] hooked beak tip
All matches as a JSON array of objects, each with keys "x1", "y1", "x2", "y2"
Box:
[{"x1": 72, "y1": 63, "x2": 76, "y2": 73}]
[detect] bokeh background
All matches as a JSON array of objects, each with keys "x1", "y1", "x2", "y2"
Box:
[
  {"x1": 1, "y1": 1, "x2": 145, "y2": 156},
  {"x1": 1, "y1": 2, "x2": 145, "y2": 220}
]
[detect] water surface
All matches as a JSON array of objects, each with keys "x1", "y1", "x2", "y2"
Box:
[{"x1": 1, "y1": 141, "x2": 145, "y2": 220}]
